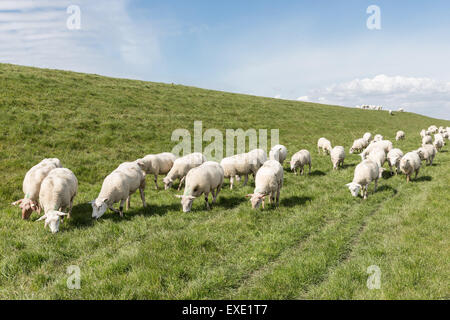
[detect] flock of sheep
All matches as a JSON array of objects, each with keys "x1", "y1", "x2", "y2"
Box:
[
  {"x1": 11, "y1": 125, "x2": 449, "y2": 233},
  {"x1": 356, "y1": 105, "x2": 405, "y2": 115}
]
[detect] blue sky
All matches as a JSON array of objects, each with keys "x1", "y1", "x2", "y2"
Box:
[{"x1": 1, "y1": 0, "x2": 450, "y2": 119}]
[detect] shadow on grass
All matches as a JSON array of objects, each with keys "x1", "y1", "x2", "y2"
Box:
[
  {"x1": 281, "y1": 195, "x2": 313, "y2": 207},
  {"x1": 415, "y1": 175, "x2": 432, "y2": 182},
  {"x1": 342, "y1": 163, "x2": 357, "y2": 169},
  {"x1": 218, "y1": 196, "x2": 246, "y2": 209},
  {"x1": 376, "y1": 185, "x2": 398, "y2": 195},
  {"x1": 308, "y1": 170, "x2": 326, "y2": 176}
]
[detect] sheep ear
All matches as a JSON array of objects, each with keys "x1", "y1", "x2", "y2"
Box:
[
  {"x1": 245, "y1": 194, "x2": 253, "y2": 198},
  {"x1": 345, "y1": 183, "x2": 352, "y2": 187},
  {"x1": 188, "y1": 196, "x2": 196, "y2": 200},
  {"x1": 37, "y1": 215, "x2": 47, "y2": 222},
  {"x1": 57, "y1": 212, "x2": 68, "y2": 217},
  {"x1": 11, "y1": 199, "x2": 23, "y2": 206}
]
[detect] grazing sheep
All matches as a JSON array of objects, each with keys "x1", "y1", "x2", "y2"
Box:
[
  {"x1": 346, "y1": 159, "x2": 383, "y2": 199},
  {"x1": 317, "y1": 137, "x2": 332, "y2": 155},
  {"x1": 91, "y1": 161, "x2": 146, "y2": 219},
  {"x1": 350, "y1": 138, "x2": 368, "y2": 154},
  {"x1": 433, "y1": 139, "x2": 444, "y2": 152},
  {"x1": 420, "y1": 129, "x2": 427, "y2": 138},
  {"x1": 416, "y1": 145, "x2": 436, "y2": 166},
  {"x1": 11, "y1": 158, "x2": 62, "y2": 220},
  {"x1": 442, "y1": 131, "x2": 449, "y2": 139},
  {"x1": 330, "y1": 146, "x2": 345, "y2": 170},
  {"x1": 269, "y1": 144, "x2": 288, "y2": 165},
  {"x1": 37, "y1": 168, "x2": 78, "y2": 233},
  {"x1": 398, "y1": 108, "x2": 404, "y2": 112},
  {"x1": 363, "y1": 132, "x2": 372, "y2": 142},
  {"x1": 220, "y1": 153, "x2": 255, "y2": 189},
  {"x1": 422, "y1": 135, "x2": 433, "y2": 145},
  {"x1": 247, "y1": 148, "x2": 267, "y2": 172},
  {"x1": 367, "y1": 148, "x2": 386, "y2": 169},
  {"x1": 399, "y1": 152, "x2": 421, "y2": 183},
  {"x1": 428, "y1": 125, "x2": 438, "y2": 134},
  {"x1": 360, "y1": 140, "x2": 393, "y2": 160},
  {"x1": 387, "y1": 148, "x2": 404, "y2": 175},
  {"x1": 373, "y1": 134, "x2": 383, "y2": 142},
  {"x1": 396, "y1": 130, "x2": 405, "y2": 141},
  {"x1": 389, "y1": 110, "x2": 393, "y2": 115},
  {"x1": 290, "y1": 150, "x2": 312, "y2": 175},
  {"x1": 176, "y1": 161, "x2": 224, "y2": 212},
  {"x1": 163, "y1": 152, "x2": 206, "y2": 190},
  {"x1": 246, "y1": 160, "x2": 283, "y2": 209},
  {"x1": 137, "y1": 152, "x2": 176, "y2": 189}
]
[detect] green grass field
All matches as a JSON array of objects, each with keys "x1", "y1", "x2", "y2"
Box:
[{"x1": 0, "y1": 63, "x2": 449, "y2": 299}]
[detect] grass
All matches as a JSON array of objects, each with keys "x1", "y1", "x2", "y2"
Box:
[{"x1": 0, "y1": 63, "x2": 449, "y2": 299}]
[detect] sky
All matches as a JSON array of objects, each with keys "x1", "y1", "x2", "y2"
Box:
[{"x1": 1, "y1": 0, "x2": 450, "y2": 120}]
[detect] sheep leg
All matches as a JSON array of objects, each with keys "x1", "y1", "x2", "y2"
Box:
[
  {"x1": 108, "y1": 205, "x2": 119, "y2": 213},
  {"x1": 119, "y1": 200, "x2": 125, "y2": 217},
  {"x1": 126, "y1": 196, "x2": 130, "y2": 210},
  {"x1": 178, "y1": 176, "x2": 186, "y2": 191},
  {"x1": 276, "y1": 189, "x2": 280, "y2": 206},
  {"x1": 374, "y1": 179, "x2": 378, "y2": 192},
  {"x1": 308, "y1": 163, "x2": 311, "y2": 174},
  {"x1": 204, "y1": 193, "x2": 210, "y2": 210},
  {"x1": 243, "y1": 174, "x2": 248, "y2": 186},
  {"x1": 406, "y1": 174, "x2": 410, "y2": 183},
  {"x1": 154, "y1": 174, "x2": 159, "y2": 190},
  {"x1": 229, "y1": 176, "x2": 234, "y2": 190},
  {"x1": 139, "y1": 187, "x2": 147, "y2": 208},
  {"x1": 68, "y1": 197, "x2": 74, "y2": 219},
  {"x1": 415, "y1": 169, "x2": 419, "y2": 180}
]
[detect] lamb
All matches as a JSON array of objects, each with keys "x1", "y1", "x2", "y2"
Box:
[
  {"x1": 246, "y1": 160, "x2": 283, "y2": 209},
  {"x1": 269, "y1": 144, "x2": 288, "y2": 165},
  {"x1": 317, "y1": 137, "x2": 332, "y2": 155},
  {"x1": 220, "y1": 153, "x2": 254, "y2": 189},
  {"x1": 373, "y1": 134, "x2": 383, "y2": 142},
  {"x1": 163, "y1": 152, "x2": 206, "y2": 190},
  {"x1": 346, "y1": 159, "x2": 383, "y2": 199},
  {"x1": 433, "y1": 139, "x2": 444, "y2": 152},
  {"x1": 350, "y1": 138, "x2": 368, "y2": 154},
  {"x1": 176, "y1": 161, "x2": 224, "y2": 212},
  {"x1": 137, "y1": 152, "x2": 176, "y2": 189},
  {"x1": 415, "y1": 144, "x2": 436, "y2": 166},
  {"x1": 360, "y1": 140, "x2": 393, "y2": 160},
  {"x1": 399, "y1": 152, "x2": 421, "y2": 183},
  {"x1": 91, "y1": 161, "x2": 146, "y2": 219},
  {"x1": 36, "y1": 168, "x2": 78, "y2": 233},
  {"x1": 363, "y1": 132, "x2": 372, "y2": 142},
  {"x1": 422, "y1": 135, "x2": 433, "y2": 145},
  {"x1": 387, "y1": 148, "x2": 403, "y2": 175},
  {"x1": 367, "y1": 148, "x2": 386, "y2": 169},
  {"x1": 395, "y1": 130, "x2": 405, "y2": 141},
  {"x1": 290, "y1": 149, "x2": 312, "y2": 175},
  {"x1": 11, "y1": 158, "x2": 62, "y2": 219},
  {"x1": 330, "y1": 146, "x2": 345, "y2": 170}
]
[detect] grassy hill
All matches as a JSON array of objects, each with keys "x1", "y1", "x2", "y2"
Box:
[{"x1": 0, "y1": 63, "x2": 449, "y2": 299}]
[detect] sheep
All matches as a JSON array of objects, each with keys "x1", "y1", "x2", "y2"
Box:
[
  {"x1": 389, "y1": 110, "x2": 393, "y2": 115},
  {"x1": 360, "y1": 140, "x2": 393, "y2": 160},
  {"x1": 330, "y1": 146, "x2": 345, "y2": 170},
  {"x1": 363, "y1": 132, "x2": 372, "y2": 142},
  {"x1": 350, "y1": 138, "x2": 368, "y2": 154},
  {"x1": 373, "y1": 134, "x2": 383, "y2": 142},
  {"x1": 137, "y1": 152, "x2": 176, "y2": 189},
  {"x1": 415, "y1": 144, "x2": 436, "y2": 166},
  {"x1": 398, "y1": 108, "x2": 404, "y2": 112},
  {"x1": 290, "y1": 149, "x2": 312, "y2": 175},
  {"x1": 428, "y1": 125, "x2": 438, "y2": 134},
  {"x1": 36, "y1": 168, "x2": 78, "y2": 233},
  {"x1": 367, "y1": 148, "x2": 386, "y2": 169},
  {"x1": 247, "y1": 148, "x2": 267, "y2": 172},
  {"x1": 395, "y1": 130, "x2": 405, "y2": 141},
  {"x1": 220, "y1": 153, "x2": 254, "y2": 189},
  {"x1": 420, "y1": 129, "x2": 427, "y2": 138},
  {"x1": 346, "y1": 159, "x2": 383, "y2": 199},
  {"x1": 163, "y1": 152, "x2": 206, "y2": 190},
  {"x1": 11, "y1": 158, "x2": 62, "y2": 220},
  {"x1": 269, "y1": 144, "x2": 288, "y2": 165},
  {"x1": 422, "y1": 135, "x2": 433, "y2": 145},
  {"x1": 175, "y1": 161, "x2": 224, "y2": 212},
  {"x1": 317, "y1": 137, "x2": 332, "y2": 155},
  {"x1": 246, "y1": 160, "x2": 283, "y2": 209},
  {"x1": 91, "y1": 161, "x2": 146, "y2": 219},
  {"x1": 399, "y1": 152, "x2": 421, "y2": 183},
  {"x1": 442, "y1": 131, "x2": 449, "y2": 139},
  {"x1": 433, "y1": 139, "x2": 444, "y2": 152},
  {"x1": 387, "y1": 148, "x2": 404, "y2": 175}
]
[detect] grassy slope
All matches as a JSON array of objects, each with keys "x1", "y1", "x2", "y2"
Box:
[{"x1": 0, "y1": 63, "x2": 448, "y2": 299}]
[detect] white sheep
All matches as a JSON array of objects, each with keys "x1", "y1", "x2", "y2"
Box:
[
  {"x1": 399, "y1": 152, "x2": 421, "y2": 183},
  {"x1": 346, "y1": 159, "x2": 383, "y2": 199},
  {"x1": 420, "y1": 129, "x2": 427, "y2": 138},
  {"x1": 373, "y1": 134, "x2": 383, "y2": 142},
  {"x1": 360, "y1": 140, "x2": 393, "y2": 160},
  {"x1": 220, "y1": 153, "x2": 253, "y2": 189},
  {"x1": 163, "y1": 152, "x2": 206, "y2": 190},
  {"x1": 395, "y1": 130, "x2": 405, "y2": 141},
  {"x1": 246, "y1": 160, "x2": 283, "y2": 209},
  {"x1": 428, "y1": 125, "x2": 438, "y2": 134},
  {"x1": 367, "y1": 148, "x2": 386, "y2": 169},
  {"x1": 387, "y1": 148, "x2": 404, "y2": 175},
  {"x1": 422, "y1": 135, "x2": 433, "y2": 145},
  {"x1": 176, "y1": 161, "x2": 224, "y2": 212},
  {"x1": 433, "y1": 139, "x2": 444, "y2": 152},
  {"x1": 317, "y1": 137, "x2": 332, "y2": 155},
  {"x1": 398, "y1": 108, "x2": 404, "y2": 112},
  {"x1": 330, "y1": 146, "x2": 345, "y2": 170},
  {"x1": 91, "y1": 161, "x2": 146, "y2": 219},
  {"x1": 415, "y1": 145, "x2": 436, "y2": 166},
  {"x1": 290, "y1": 149, "x2": 311, "y2": 175},
  {"x1": 137, "y1": 152, "x2": 176, "y2": 189},
  {"x1": 350, "y1": 138, "x2": 368, "y2": 154},
  {"x1": 363, "y1": 132, "x2": 372, "y2": 142},
  {"x1": 11, "y1": 158, "x2": 62, "y2": 220},
  {"x1": 389, "y1": 110, "x2": 393, "y2": 115},
  {"x1": 37, "y1": 168, "x2": 78, "y2": 233},
  {"x1": 269, "y1": 144, "x2": 288, "y2": 165}
]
